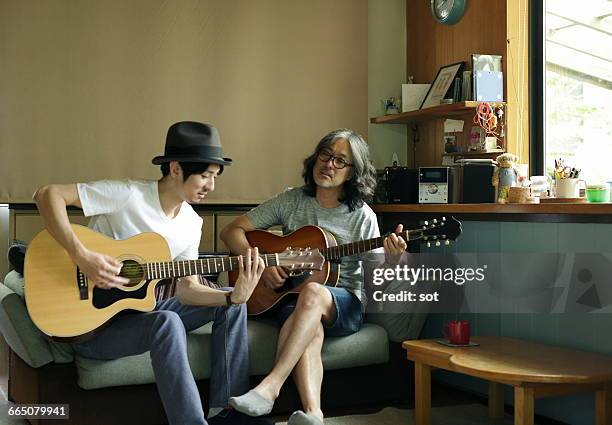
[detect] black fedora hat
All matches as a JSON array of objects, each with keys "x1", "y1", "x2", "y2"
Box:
[{"x1": 152, "y1": 121, "x2": 233, "y2": 166}]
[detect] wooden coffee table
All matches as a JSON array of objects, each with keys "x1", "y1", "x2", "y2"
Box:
[{"x1": 403, "y1": 336, "x2": 612, "y2": 425}]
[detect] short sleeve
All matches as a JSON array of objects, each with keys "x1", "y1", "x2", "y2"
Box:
[
  {"x1": 175, "y1": 215, "x2": 203, "y2": 261},
  {"x1": 246, "y1": 188, "x2": 294, "y2": 230},
  {"x1": 360, "y1": 208, "x2": 383, "y2": 260},
  {"x1": 76, "y1": 180, "x2": 134, "y2": 217}
]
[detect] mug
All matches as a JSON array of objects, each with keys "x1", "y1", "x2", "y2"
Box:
[
  {"x1": 529, "y1": 175, "x2": 551, "y2": 197},
  {"x1": 443, "y1": 320, "x2": 470, "y2": 345},
  {"x1": 554, "y1": 178, "x2": 586, "y2": 198}
]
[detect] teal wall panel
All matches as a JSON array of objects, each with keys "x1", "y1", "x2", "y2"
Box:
[{"x1": 417, "y1": 221, "x2": 612, "y2": 425}]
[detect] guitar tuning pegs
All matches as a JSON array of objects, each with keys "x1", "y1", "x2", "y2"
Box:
[
  {"x1": 423, "y1": 220, "x2": 429, "y2": 226},
  {"x1": 433, "y1": 219, "x2": 438, "y2": 224},
  {"x1": 435, "y1": 241, "x2": 441, "y2": 247},
  {"x1": 445, "y1": 240, "x2": 450, "y2": 245},
  {"x1": 427, "y1": 241, "x2": 431, "y2": 248}
]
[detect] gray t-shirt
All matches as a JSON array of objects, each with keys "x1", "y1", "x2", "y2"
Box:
[{"x1": 246, "y1": 187, "x2": 381, "y2": 303}]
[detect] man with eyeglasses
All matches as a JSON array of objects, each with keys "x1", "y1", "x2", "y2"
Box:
[{"x1": 220, "y1": 129, "x2": 406, "y2": 425}]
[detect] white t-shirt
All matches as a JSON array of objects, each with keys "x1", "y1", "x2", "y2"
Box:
[{"x1": 76, "y1": 179, "x2": 203, "y2": 260}]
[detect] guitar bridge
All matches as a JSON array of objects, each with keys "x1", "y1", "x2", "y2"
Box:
[{"x1": 76, "y1": 267, "x2": 88, "y2": 300}]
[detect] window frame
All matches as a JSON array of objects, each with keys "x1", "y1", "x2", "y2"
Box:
[{"x1": 529, "y1": 0, "x2": 545, "y2": 176}]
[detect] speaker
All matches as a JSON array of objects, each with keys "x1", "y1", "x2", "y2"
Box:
[
  {"x1": 462, "y1": 164, "x2": 496, "y2": 203},
  {"x1": 384, "y1": 167, "x2": 418, "y2": 203}
]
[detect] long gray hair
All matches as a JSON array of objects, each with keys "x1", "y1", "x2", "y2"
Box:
[{"x1": 302, "y1": 129, "x2": 377, "y2": 211}]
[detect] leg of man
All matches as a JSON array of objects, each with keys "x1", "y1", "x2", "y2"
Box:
[
  {"x1": 156, "y1": 296, "x2": 250, "y2": 410},
  {"x1": 291, "y1": 323, "x2": 325, "y2": 421},
  {"x1": 258, "y1": 283, "x2": 334, "y2": 396},
  {"x1": 230, "y1": 282, "x2": 334, "y2": 420},
  {"x1": 73, "y1": 308, "x2": 211, "y2": 425},
  {"x1": 289, "y1": 287, "x2": 362, "y2": 424}
]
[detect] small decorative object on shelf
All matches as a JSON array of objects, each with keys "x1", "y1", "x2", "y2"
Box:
[
  {"x1": 473, "y1": 102, "x2": 505, "y2": 152},
  {"x1": 492, "y1": 153, "x2": 519, "y2": 204},
  {"x1": 421, "y1": 61, "x2": 465, "y2": 109},
  {"x1": 381, "y1": 96, "x2": 401, "y2": 115},
  {"x1": 444, "y1": 135, "x2": 458, "y2": 153}
]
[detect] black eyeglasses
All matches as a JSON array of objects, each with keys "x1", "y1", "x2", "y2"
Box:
[{"x1": 317, "y1": 150, "x2": 353, "y2": 169}]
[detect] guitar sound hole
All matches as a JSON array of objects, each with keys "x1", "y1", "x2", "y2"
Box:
[{"x1": 120, "y1": 260, "x2": 145, "y2": 287}]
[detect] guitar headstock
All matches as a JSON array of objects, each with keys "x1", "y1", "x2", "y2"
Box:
[
  {"x1": 406, "y1": 216, "x2": 462, "y2": 247},
  {"x1": 277, "y1": 248, "x2": 325, "y2": 271}
]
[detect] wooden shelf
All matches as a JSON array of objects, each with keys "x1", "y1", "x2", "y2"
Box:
[
  {"x1": 370, "y1": 101, "x2": 503, "y2": 124},
  {"x1": 443, "y1": 149, "x2": 504, "y2": 157},
  {"x1": 372, "y1": 203, "x2": 612, "y2": 215}
]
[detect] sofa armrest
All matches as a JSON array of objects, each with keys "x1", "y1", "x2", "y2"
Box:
[
  {"x1": 0, "y1": 283, "x2": 54, "y2": 368},
  {"x1": 2, "y1": 271, "x2": 75, "y2": 365}
]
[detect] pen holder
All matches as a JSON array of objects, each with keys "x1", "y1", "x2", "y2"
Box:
[{"x1": 554, "y1": 178, "x2": 586, "y2": 198}]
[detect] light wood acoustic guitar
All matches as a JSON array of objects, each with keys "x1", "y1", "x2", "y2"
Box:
[
  {"x1": 229, "y1": 216, "x2": 462, "y2": 315},
  {"x1": 24, "y1": 224, "x2": 324, "y2": 341}
]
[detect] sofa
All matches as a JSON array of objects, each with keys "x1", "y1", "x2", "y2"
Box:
[{"x1": 0, "y1": 270, "x2": 426, "y2": 425}]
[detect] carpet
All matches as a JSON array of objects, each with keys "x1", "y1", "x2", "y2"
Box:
[
  {"x1": 0, "y1": 402, "x2": 538, "y2": 425},
  {"x1": 277, "y1": 404, "x2": 535, "y2": 425}
]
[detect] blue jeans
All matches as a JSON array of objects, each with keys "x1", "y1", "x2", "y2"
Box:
[{"x1": 72, "y1": 295, "x2": 249, "y2": 425}]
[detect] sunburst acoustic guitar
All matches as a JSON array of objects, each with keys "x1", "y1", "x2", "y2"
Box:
[
  {"x1": 229, "y1": 216, "x2": 462, "y2": 315},
  {"x1": 24, "y1": 224, "x2": 324, "y2": 341}
]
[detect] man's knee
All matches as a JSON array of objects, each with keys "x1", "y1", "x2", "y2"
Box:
[
  {"x1": 296, "y1": 282, "x2": 328, "y2": 311},
  {"x1": 153, "y1": 310, "x2": 184, "y2": 334}
]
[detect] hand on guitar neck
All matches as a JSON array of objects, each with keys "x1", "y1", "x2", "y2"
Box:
[
  {"x1": 383, "y1": 224, "x2": 408, "y2": 265},
  {"x1": 228, "y1": 248, "x2": 266, "y2": 304}
]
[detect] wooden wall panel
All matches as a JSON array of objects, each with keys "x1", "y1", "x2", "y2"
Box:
[
  {"x1": 10, "y1": 211, "x2": 214, "y2": 252},
  {"x1": 506, "y1": 0, "x2": 530, "y2": 166},
  {"x1": 406, "y1": 0, "x2": 511, "y2": 166}
]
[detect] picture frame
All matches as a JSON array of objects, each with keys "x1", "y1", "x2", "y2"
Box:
[{"x1": 420, "y1": 61, "x2": 465, "y2": 109}]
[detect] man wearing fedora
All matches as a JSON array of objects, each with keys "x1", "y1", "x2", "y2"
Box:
[{"x1": 34, "y1": 121, "x2": 273, "y2": 425}]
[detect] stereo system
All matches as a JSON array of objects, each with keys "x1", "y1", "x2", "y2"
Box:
[
  {"x1": 378, "y1": 163, "x2": 497, "y2": 204},
  {"x1": 383, "y1": 166, "x2": 418, "y2": 203},
  {"x1": 418, "y1": 167, "x2": 460, "y2": 204}
]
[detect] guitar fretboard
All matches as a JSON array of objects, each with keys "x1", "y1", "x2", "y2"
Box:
[
  {"x1": 321, "y1": 228, "x2": 430, "y2": 260},
  {"x1": 145, "y1": 254, "x2": 279, "y2": 280}
]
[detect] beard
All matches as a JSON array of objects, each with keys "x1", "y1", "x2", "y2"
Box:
[{"x1": 313, "y1": 174, "x2": 343, "y2": 189}]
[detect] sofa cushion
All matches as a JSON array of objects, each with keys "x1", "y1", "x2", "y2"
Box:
[
  {"x1": 366, "y1": 313, "x2": 427, "y2": 343},
  {"x1": 3, "y1": 271, "x2": 74, "y2": 364},
  {"x1": 3, "y1": 270, "x2": 24, "y2": 297},
  {"x1": 76, "y1": 320, "x2": 388, "y2": 390},
  {"x1": 0, "y1": 282, "x2": 54, "y2": 368}
]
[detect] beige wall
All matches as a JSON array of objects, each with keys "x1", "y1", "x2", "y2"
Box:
[
  {"x1": 367, "y1": 0, "x2": 407, "y2": 168},
  {"x1": 0, "y1": 0, "x2": 368, "y2": 204}
]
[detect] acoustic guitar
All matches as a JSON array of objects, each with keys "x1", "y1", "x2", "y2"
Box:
[
  {"x1": 230, "y1": 217, "x2": 462, "y2": 315},
  {"x1": 24, "y1": 224, "x2": 324, "y2": 341}
]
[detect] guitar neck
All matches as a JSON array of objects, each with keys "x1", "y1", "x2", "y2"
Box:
[
  {"x1": 321, "y1": 228, "x2": 426, "y2": 260},
  {"x1": 145, "y1": 254, "x2": 279, "y2": 280}
]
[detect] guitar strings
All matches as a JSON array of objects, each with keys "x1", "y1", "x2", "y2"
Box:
[
  {"x1": 117, "y1": 224, "x2": 447, "y2": 274},
  {"x1": 117, "y1": 253, "x2": 282, "y2": 273}
]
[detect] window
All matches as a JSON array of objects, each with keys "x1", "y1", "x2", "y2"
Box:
[{"x1": 541, "y1": 0, "x2": 612, "y2": 183}]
